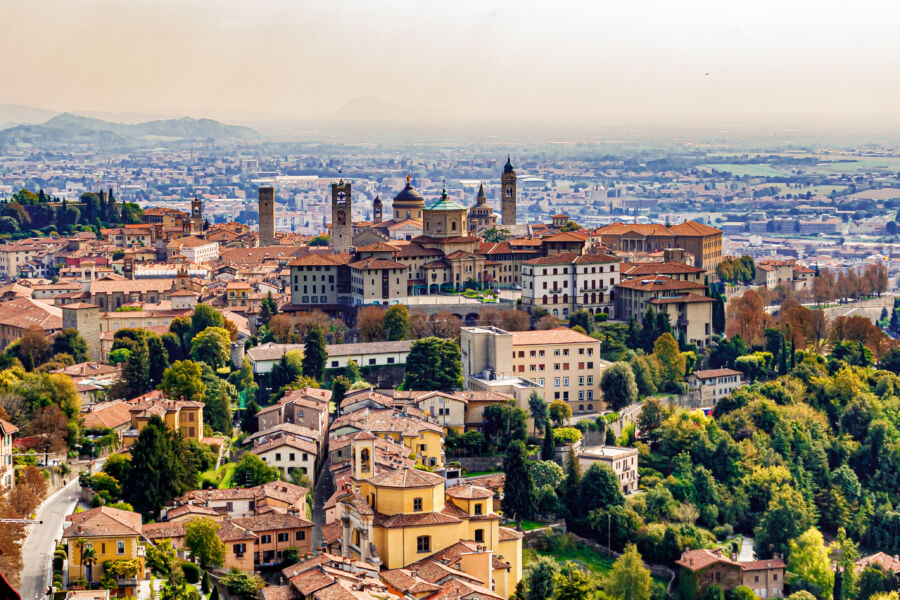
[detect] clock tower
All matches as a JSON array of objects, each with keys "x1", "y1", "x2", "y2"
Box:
[
  {"x1": 331, "y1": 178, "x2": 353, "y2": 253},
  {"x1": 190, "y1": 196, "x2": 203, "y2": 232},
  {"x1": 501, "y1": 155, "x2": 517, "y2": 225}
]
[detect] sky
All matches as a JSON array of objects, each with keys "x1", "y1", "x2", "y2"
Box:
[{"x1": 2, "y1": 0, "x2": 900, "y2": 126}]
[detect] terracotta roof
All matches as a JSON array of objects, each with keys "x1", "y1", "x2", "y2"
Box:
[
  {"x1": 142, "y1": 520, "x2": 187, "y2": 540},
  {"x1": 347, "y1": 258, "x2": 407, "y2": 271},
  {"x1": 445, "y1": 484, "x2": 494, "y2": 500},
  {"x1": 230, "y1": 513, "x2": 314, "y2": 532},
  {"x1": 523, "y1": 252, "x2": 580, "y2": 265},
  {"x1": 498, "y1": 526, "x2": 523, "y2": 540},
  {"x1": 376, "y1": 511, "x2": 461, "y2": 528},
  {"x1": 675, "y1": 548, "x2": 741, "y2": 572},
  {"x1": 63, "y1": 506, "x2": 142, "y2": 539},
  {"x1": 0, "y1": 297, "x2": 62, "y2": 330},
  {"x1": 574, "y1": 253, "x2": 619, "y2": 264},
  {"x1": 856, "y1": 552, "x2": 900, "y2": 574},
  {"x1": 668, "y1": 221, "x2": 722, "y2": 236},
  {"x1": 741, "y1": 558, "x2": 786, "y2": 571},
  {"x1": 511, "y1": 326, "x2": 598, "y2": 346},
  {"x1": 690, "y1": 368, "x2": 742, "y2": 379},
  {"x1": 617, "y1": 276, "x2": 707, "y2": 292},
  {"x1": 648, "y1": 293, "x2": 715, "y2": 305},
  {"x1": 288, "y1": 254, "x2": 343, "y2": 267},
  {"x1": 250, "y1": 435, "x2": 317, "y2": 456},
  {"x1": 83, "y1": 401, "x2": 133, "y2": 429},
  {"x1": 0, "y1": 418, "x2": 18, "y2": 436},
  {"x1": 260, "y1": 586, "x2": 295, "y2": 600},
  {"x1": 621, "y1": 261, "x2": 703, "y2": 275},
  {"x1": 368, "y1": 467, "x2": 444, "y2": 489}
]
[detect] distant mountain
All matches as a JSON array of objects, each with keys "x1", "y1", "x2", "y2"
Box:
[
  {"x1": 333, "y1": 96, "x2": 452, "y2": 121},
  {"x1": 0, "y1": 102, "x2": 58, "y2": 126},
  {"x1": 0, "y1": 112, "x2": 259, "y2": 150}
]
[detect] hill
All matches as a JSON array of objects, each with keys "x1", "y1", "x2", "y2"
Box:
[{"x1": 0, "y1": 112, "x2": 258, "y2": 150}]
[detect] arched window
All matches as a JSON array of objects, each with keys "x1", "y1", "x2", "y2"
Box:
[
  {"x1": 360, "y1": 448, "x2": 371, "y2": 473},
  {"x1": 552, "y1": 309, "x2": 558, "y2": 316},
  {"x1": 587, "y1": 404, "x2": 594, "y2": 411},
  {"x1": 563, "y1": 294, "x2": 568, "y2": 304},
  {"x1": 553, "y1": 294, "x2": 558, "y2": 304},
  {"x1": 584, "y1": 294, "x2": 588, "y2": 304},
  {"x1": 542, "y1": 295, "x2": 548, "y2": 305}
]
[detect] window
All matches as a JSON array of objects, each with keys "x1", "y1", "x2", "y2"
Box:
[
  {"x1": 275, "y1": 453, "x2": 281, "y2": 461},
  {"x1": 563, "y1": 377, "x2": 569, "y2": 386},
  {"x1": 475, "y1": 528, "x2": 484, "y2": 543},
  {"x1": 278, "y1": 533, "x2": 289, "y2": 542},
  {"x1": 413, "y1": 497, "x2": 423, "y2": 512},
  {"x1": 226, "y1": 502, "x2": 233, "y2": 511},
  {"x1": 261, "y1": 535, "x2": 272, "y2": 544},
  {"x1": 417, "y1": 536, "x2": 431, "y2": 553},
  {"x1": 554, "y1": 378, "x2": 560, "y2": 387},
  {"x1": 117, "y1": 541, "x2": 125, "y2": 555},
  {"x1": 474, "y1": 503, "x2": 483, "y2": 515},
  {"x1": 233, "y1": 543, "x2": 246, "y2": 555},
  {"x1": 290, "y1": 453, "x2": 295, "y2": 461},
  {"x1": 296, "y1": 531, "x2": 306, "y2": 541}
]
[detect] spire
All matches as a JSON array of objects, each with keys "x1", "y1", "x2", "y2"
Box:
[
  {"x1": 477, "y1": 182, "x2": 486, "y2": 201},
  {"x1": 504, "y1": 155, "x2": 514, "y2": 173},
  {"x1": 338, "y1": 167, "x2": 344, "y2": 185}
]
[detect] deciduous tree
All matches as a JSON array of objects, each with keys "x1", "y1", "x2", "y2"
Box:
[
  {"x1": 185, "y1": 517, "x2": 225, "y2": 567},
  {"x1": 601, "y1": 361, "x2": 638, "y2": 410}
]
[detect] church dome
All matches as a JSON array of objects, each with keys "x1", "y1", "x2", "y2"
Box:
[
  {"x1": 504, "y1": 155, "x2": 515, "y2": 174},
  {"x1": 393, "y1": 176, "x2": 425, "y2": 207}
]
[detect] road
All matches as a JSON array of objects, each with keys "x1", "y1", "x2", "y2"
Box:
[{"x1": 19, "y1": 479, "x2": 81, "y2": 600}]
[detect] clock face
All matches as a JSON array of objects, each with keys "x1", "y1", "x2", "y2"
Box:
[
  {"x1": 505, "y1": 185, "x2": 513, "y2": 198},
  {"x1": 337, "y1": 191, "x2": 347, "y2": 202}
]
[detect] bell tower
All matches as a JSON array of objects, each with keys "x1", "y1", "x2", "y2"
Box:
[
  {"x1": 501, "y1": 155, "x2": 517, "y2": 225},
  {"x1": 331, "y1": 178, "x2": 353, "y2": 253},
  {"x1": 372, "y1": 196, "x2": 383, "y2": 224},
  {"x1": 190, "y1": 196, "x2": 203, "y2": 232}
]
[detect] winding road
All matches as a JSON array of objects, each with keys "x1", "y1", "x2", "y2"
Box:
[{"x1": 19, "y1": 479, "x2": 81, "y2": 600}]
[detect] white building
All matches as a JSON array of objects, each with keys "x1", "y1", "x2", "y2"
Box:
[
  {"x1": 683, "y1": 368, "x2": 744, "y2": 407},
  {"x1": 166, "y1": 237, "x2": 219, "y2": 264},
  {"x1": 578, "y1": 445, "x2": 639, "y2": 494},
  {"x1": 247, "y1": 340, "x2": 412, "y2": 375},
  {"x1": 521, "y1": 252, "x2": 621, "y2": 319}
]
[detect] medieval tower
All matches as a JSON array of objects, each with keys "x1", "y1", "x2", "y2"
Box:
[
  {"x1": 372, "y1": 196, "x2": 383, "y2": 224},
  {"x1": 501, "y1": 155, "x2": 517, "y2": 225},
  {"x1": 191, "y1": 196, "x2": 203, "y2": 232},
  {"x1": 331, "y1": 178, "x2": 353, "y2": 252},
  {"x1": 258, "y1": 186, "x2": 276, "y2": 246}
]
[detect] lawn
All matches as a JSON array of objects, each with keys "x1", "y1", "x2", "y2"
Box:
[
  {"x1": 199, "y1": 462, "x2": 237, "y2": 489},
  {"x1": 464, "y1": 470, "x2": 501, "y2": 477},
  {"x1": 518, "y1": 520, "x2": 547, "y2": 531},
  {"x1": 523, "y1": 541, "x2": 615, "y2": 575}
]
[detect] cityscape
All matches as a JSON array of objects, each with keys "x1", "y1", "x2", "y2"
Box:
[{"x1": 2, "y1": 3, "x2": 900, "y2": 600}]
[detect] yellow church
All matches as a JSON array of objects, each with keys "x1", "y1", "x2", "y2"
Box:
[{"x1": 337, "y1": 432, "x2": 522, "y2": 598}]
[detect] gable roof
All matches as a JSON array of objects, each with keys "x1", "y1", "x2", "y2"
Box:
[{"x1": 63, "y1": 507, "x2": 142, "y2": 539}]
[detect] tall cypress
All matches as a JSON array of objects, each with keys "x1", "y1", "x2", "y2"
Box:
[
  {"x1": 501, "y1": 440, "x2": 536, "y2": 522},
  {"x1": 541, "y1": 426, "x2": 556, "y2": 461},
  {"x1": 302, "y1": 325, "x2": 328, "y2": 382}
]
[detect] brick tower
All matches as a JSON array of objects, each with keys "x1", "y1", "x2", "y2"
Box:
[
  {"x1": 258, "y1": 186, "x2": 276, "y2": 247},
  {"x1": 501, "y1": 155, "x2": 517, "y2": 225},
  {"x1": 331, "y1": 179, "x2": 353, "y2": 253}
]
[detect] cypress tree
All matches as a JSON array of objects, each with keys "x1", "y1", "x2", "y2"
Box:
[
  {"x1": 541, "y1": 426, "x2": 556, "y2": 461},
  {"x1": 302, "y1": 325, "x2": 328, "y2": 382},
  {"x1": 501, "y1": 440, "x2": 536, "y2": 522}
]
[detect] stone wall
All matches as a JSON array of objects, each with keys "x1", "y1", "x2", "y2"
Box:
[{"x1": 456, "y1": 456, "x2": 504, "y2": 473}]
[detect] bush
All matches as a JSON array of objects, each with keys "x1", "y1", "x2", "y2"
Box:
[
  {"x1": 552, "y1": 427, "x2": 583, "y2": 445},
  {"x1": 713, "y1": 524, "x2": 734, "y2": 540},
  {"x1": 181, "y1": 561, "x2": 200, "y2": 584}
]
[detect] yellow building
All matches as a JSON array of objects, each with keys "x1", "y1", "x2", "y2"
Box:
[
  {"x1": 337, "y1": 433, "x2": 522, "y2": 598},
  {"x1": 330, "y1": 407, "x2": 445, "y2": 468},
  {"x1": 63, "y1": 507, "x2": 145, "y2": 594},
  {"x1": 122, "y1": 394, "x2": 204, "y2": 447}
]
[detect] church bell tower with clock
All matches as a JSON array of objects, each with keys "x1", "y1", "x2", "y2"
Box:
[
  {"x1": 501, "y1": 155, "x2": 517, "y2": 225},
  {"x1": 331, "y1": 178, "x2": 352, "y2": 253}
]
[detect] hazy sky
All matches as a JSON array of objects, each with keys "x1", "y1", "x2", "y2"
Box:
[{"x1": 3, "y1": 0, "x2": 900, "y2": 123}]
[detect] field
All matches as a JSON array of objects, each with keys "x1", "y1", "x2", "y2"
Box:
[
  {"x1": 700, "y1": 163, "x2": 787, "y2": 177},
  {"x1": 523, "y1": 541, "x2": 616, "y2": 575},
  {"x1": 199, "y1": 462, "x2": 236, "y2": 489}
]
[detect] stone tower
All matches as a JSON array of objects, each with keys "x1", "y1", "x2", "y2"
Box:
[
  {"x1": 501, "y1": 155, "x2": 517, "y2": 225},
  {"x1": 258, "y1": 186, "x2": 276, "y2": 247},
  {"x1": 372, "y1": 196, "x2": 382, "y2": 224},
  {"x1": 190, "y1": 196, "x2": 203, "y2": 232},
  {"x1": 331, "y1": 179, "x2": 352, "y2": 253},
  {"x1": 62, "y1": 303, "x2": 101, "y2": 362}
]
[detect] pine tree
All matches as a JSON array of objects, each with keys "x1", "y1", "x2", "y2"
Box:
[
  {"x1": 501, "y1": 440, "x2": 536, "y2": 522},
  {"x1": 302, "y1": 325, "x2": 328, "y2": 382}
]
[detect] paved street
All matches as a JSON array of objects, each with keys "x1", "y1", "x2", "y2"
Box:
[{"x1": 19, "y1": 479, "x2": 81, "y2": 600}]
